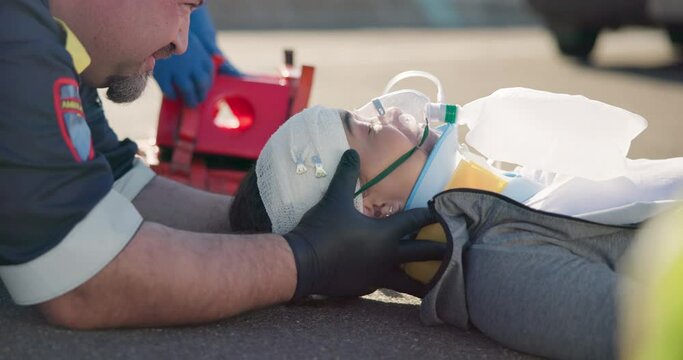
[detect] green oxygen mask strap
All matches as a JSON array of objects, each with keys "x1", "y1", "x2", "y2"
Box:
[{"x1": 354, "y1": 124, "x2": 430, "y2": 198}]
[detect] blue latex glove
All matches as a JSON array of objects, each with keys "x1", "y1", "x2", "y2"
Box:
[
  {"x1": 189, "y1": 6, "x2": 242, "y2": 77},
  {"x1": 154, "y1": 6, "x2": 241, "y2": 107},
  {"x1": 153, "y1": 32, "x2": 215, "y2": 108}
]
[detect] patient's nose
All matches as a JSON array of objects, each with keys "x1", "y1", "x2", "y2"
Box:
[{"x1": 381, "y1": 108, "x2": 403, "y2": 125}]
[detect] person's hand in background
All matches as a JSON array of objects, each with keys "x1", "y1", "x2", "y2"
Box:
[
  {"x1": 153, "y1": 6, "x2": 241, "y2": 108},
  {"x1": 189, "y1": 5, "x2": 242, "y2": 77}
]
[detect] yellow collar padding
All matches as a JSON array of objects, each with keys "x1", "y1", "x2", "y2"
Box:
[{"x1": 54, "y1": 18, "x2": 91, "y2": 74}]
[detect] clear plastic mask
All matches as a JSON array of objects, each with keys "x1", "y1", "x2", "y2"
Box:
[
  {"x1": 355, "y1": 89, "x2": 432, "y2": 128},
  {"x1": 351, "y1": 71, "x2": 459, "y2": 201}
]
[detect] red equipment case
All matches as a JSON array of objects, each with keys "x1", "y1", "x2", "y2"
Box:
[{"x1": 152, "y1": 52, "x2": 315, "y2": 195}]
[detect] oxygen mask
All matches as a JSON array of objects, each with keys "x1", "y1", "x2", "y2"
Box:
[{"x1": 351, "y1": 71, "x2": 460, "y2": 208}]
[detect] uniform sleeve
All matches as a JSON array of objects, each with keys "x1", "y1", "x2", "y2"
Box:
[
  {"x1": 80, "y1": 85, "x2": 140, "y2": 180},
  {"x1": 0, "y1": 5, "x2": 144, "y2": 305}
]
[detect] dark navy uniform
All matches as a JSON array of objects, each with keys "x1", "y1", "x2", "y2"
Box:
[{"x1": 0, "y1": 0, "x2": 153, "y2": 304}]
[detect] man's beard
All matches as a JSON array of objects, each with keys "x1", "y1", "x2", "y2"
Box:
[{"x1": 105, "y1": 72, "x2": 150, "y2": 103}]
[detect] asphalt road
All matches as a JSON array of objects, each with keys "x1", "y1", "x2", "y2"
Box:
[
  {"x1": 3, "y1": 27, "x2": 682, "y2": 359},
  {"x1": 0, "y1": 285, "x2": 534, "y2": 359}
]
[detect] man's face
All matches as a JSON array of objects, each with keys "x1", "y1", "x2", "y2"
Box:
[{"x1": 69, "y1": 0, "x2": 203, "y2": 102}]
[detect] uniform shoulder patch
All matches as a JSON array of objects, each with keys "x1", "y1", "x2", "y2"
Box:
[{"x1": 52, "y1": 77, "x2": 94, "y2": 162}]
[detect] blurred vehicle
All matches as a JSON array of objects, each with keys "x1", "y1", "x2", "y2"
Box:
[{"x1": 528, "y1": 0, "x2": 683, "y2": 58}]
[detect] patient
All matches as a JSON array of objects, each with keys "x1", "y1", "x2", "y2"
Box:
[
  {"x1": 230, "y1": 102, "x2": 683, "y2": 282},
  {"x1": 230, "y1": 102, "x2": 683, "y2": 360},
  {"x1": 231, "y1": 104, "x2": 460, "y2": 284}
]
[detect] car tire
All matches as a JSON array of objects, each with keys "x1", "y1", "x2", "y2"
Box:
[
  {"x1": 667, "y1": 26, "x2": 683, "y2": 52},
  {"x1": 549, "y1": 25, "x2": 600, "y2": 59}
]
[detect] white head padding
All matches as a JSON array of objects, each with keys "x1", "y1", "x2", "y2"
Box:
[{"x1": 256, "y1": 105, "x2": 363, "y2": 234}]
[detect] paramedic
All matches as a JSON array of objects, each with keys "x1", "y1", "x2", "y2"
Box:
[{"x1": 0, "y1": 0, "x2": 442, "y2": 329}]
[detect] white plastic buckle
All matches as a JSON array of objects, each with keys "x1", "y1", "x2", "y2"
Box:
[{"x1": 372, "y1": 98, "x2": 386, "y2": 116}]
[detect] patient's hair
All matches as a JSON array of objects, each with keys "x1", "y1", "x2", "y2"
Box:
[{"x1": 229, "y1": 167, "x2": 273, "y2": 233}]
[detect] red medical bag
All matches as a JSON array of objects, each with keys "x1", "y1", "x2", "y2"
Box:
[{"x1": 152, "y1": 52, "x2": 315, "y2": 195}]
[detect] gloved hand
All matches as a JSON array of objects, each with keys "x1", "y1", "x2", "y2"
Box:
[
  {"x1": 188, "y1": 6, "x2": 242, "y2": 77},
  {"x1": 284, "y1": 150, "x2": 446, "y2": 299},
  {"x1": 154, "y1": 6, "x2": 241, "y2": 107},
  {"x1": 153, "y1": 32, "x2": 214, "y2": 108}
]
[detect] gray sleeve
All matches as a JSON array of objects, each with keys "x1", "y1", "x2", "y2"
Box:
[
  {"x1": 420, "y1": 190, "x2": 638, "y2": 360},
  {"x1": 464, "y1": 243, "x2": 621, "y2": 360}
]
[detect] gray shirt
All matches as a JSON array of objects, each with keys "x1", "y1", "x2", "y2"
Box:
[{"x1": 421, "y1": 189, "x2": 638, "y2": 360}]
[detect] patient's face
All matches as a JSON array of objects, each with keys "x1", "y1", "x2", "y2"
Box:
[{"x1": 340, "y1": 108, "x2": 437, "y2": 218}]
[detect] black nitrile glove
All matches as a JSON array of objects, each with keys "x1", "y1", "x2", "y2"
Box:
[{"x1": 284, "y1": 150, "x2": 446, "y2": 299}]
